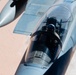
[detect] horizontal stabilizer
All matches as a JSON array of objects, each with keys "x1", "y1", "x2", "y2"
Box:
[
  {"x1": 13, "y1": 0, "x2": 56, "y2": 35},
  {"x1": 14, "y1": 14, "x2": 41, "y2": 35}
]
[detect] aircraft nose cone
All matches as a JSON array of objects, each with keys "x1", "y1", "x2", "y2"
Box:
[{"x1": 0, "y1": 0, "x2": 16, "y2": 27}]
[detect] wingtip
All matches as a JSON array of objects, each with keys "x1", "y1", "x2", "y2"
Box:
[
  {"x1": 0, "y1": 12, "x2": 7, "y2": 27},
  {"x1": 0, "y1": 17, "x2": 6, "y2": 27}
]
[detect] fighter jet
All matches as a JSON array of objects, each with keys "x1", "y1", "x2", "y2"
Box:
[
  {"x1": 15, "y1": 0, "x2": 76, "y2": 75},
  {"x1": 0, "y1": 0, "x2": 76, "y2": 75}
]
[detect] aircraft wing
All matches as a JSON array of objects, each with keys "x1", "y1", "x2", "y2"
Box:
[{"x1": 13, "y1": 0, "x2": 57, "y2": 35}]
